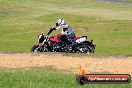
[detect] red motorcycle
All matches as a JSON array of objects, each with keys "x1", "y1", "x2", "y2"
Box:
[{"x1": 31, "y1": 33, "x2": 96, "y2": 54}]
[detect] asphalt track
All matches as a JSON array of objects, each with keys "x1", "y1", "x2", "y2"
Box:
[{"x1": 97, "y1": 0, "x2": 132, "y2": 4}]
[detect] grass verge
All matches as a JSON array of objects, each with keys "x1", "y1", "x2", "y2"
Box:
[{"x1": 0, "y1": 67, "x2": 131, "y2": 88}]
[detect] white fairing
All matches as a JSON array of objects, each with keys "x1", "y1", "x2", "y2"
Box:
[
  {"x1": 38, "y1": 35, "x2": 42, "y2": 41},
  {"x1": 76, "y1": 37, "x2": 86, "y2": 43}
]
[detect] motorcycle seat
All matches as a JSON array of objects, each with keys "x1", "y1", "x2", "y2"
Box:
[{"x1": 74, "y1": 36, "x2": 81, "y2": 40}]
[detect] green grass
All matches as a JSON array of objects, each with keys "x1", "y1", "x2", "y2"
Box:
[
  {"x1": 0, "y1": 0, "x2": 132, "y2": 55},
  {"x1": 0, "y1": 67, "x2": 131, "y2": 88},
  {"x1": 0, "y1": 1, "x2": 132, "y2": 88}
]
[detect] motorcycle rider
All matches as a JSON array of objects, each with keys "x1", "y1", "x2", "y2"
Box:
[{"x1": 46, "y1": 19, "x2": 77, "y2": 50}]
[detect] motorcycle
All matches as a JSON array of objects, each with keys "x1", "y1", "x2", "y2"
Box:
[{"x1": 31, "y1": 33, "x2": 96, "y2": 54}]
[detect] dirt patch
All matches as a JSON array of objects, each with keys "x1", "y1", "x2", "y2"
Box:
[{"x1": 0, "y1": 53, "x2": 132, "y2": 75}]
